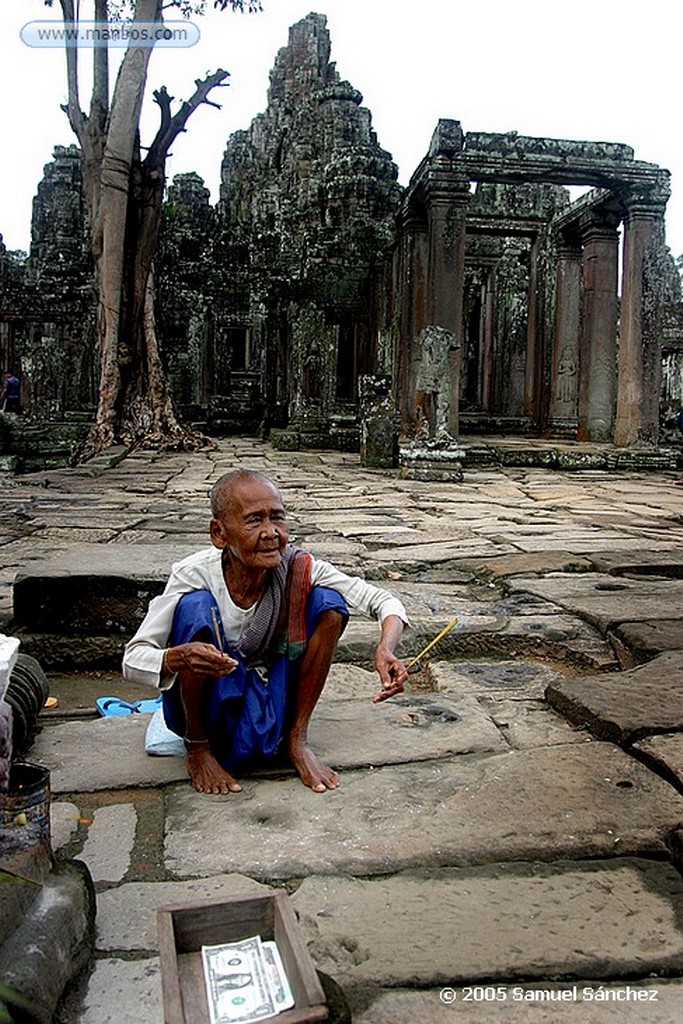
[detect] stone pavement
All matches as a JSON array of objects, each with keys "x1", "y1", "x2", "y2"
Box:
[{"x1": 2, "y1": 438, "x2": 683, "y2": 1022}]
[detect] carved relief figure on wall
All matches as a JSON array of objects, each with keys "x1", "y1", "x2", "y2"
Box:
[
  {"x1": 555, "y1": 346, "x2": 578, "y2": 405},
  {"x1": 414, "y1": 325, "x2": 459, "y2": 441},
  {"x1": 302, "y1": 340, "x2": 322, "y2": 400}
]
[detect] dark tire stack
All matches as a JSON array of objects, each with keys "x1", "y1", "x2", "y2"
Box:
[{"x1": 4, "y1": 653, "x2": 50, "y2": 755}]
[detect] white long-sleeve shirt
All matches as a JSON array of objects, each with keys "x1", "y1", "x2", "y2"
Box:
[{"x1": 122, "y1": 546, "x2": 409, "y2": 690}]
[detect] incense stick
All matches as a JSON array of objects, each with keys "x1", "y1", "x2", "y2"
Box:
[
  {"x1": 210, "y1": 608, "x2": 223, "y2": 652},
  {"x1": 406, "y1": 616, "x2": 459, "y2": 669}
]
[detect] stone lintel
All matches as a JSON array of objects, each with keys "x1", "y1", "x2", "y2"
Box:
[
  {"x1": 552, "y1": 187, "x2": 618, "y2": 234},
  {"x1": 464, "y1": 132, "x2": 635, "y2": 163},
  {"x1": 465, "y1": 214, "x2": 543, "y2": 237},
  {"x1": 423, "y1": 169, "x2": 471, "y2": 205},
  {"x1": 457, "y1": 154, "x2": 668, "y2": 191}
]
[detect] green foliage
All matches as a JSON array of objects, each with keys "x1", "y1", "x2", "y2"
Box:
[
  {"x1": 0, "y1": 981, "x2": 37, "y2": 1024},
  {"x1": 0, "y1": 870, "x2": 41, "y2": 888}
]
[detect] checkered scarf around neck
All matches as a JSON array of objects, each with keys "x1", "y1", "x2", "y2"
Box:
[{"x1": 229, "y1": 544, "x2": 313, "y2": 666}]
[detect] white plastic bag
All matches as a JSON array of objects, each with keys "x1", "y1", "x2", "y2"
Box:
[{"x1": 144, "y1": 707, "x2": 185, "y2": 757}]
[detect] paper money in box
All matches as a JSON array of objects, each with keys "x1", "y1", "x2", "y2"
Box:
[{"x1": 157, "y1": 891, "x2": 329, "y2": 1024}]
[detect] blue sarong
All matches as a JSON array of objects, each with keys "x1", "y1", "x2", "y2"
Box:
[{"x1": 162, "y1": 587, "x2": 348, "y2": 772}]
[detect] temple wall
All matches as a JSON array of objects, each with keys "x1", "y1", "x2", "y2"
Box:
[{"x1": 0, "y1": 18, "x2": 678, "y2": 457}]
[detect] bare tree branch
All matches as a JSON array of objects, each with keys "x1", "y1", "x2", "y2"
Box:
[
  {"x1": 151, "y1": 85, "x2": 174, "y2": 138},
  {"x1": 144, "y1": 68, "x2": 230, "y2": 170}
]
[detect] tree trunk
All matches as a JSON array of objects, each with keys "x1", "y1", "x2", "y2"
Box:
[
  {"x1": 58, "y1": 0, "x2": 229, "y2": 463},
  {"x1": 74, "y1": 0, "x2": 169, "y2": 459}
]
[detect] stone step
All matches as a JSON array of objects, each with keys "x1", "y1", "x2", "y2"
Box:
[
  {"x1": 546, "y1": 650, "x2": 683, "y2": 748},
  {"x1": 87, "y1": 864, "x2": 683, "y2": 1005},
  {"x1": 74, "y1": 860, "x2": 683, "y2": 1024},
  {"x1": 29, "y1": 690, "x2": 508, "y2": 794},
  {"x1": 291, "y1": 858, "x2": 683, "y2": 991},
  {"x1": 354, "y1": 981, "x2": 682, "y2": 1024},
  {"x1": 162, "y1": 743, "x2": 683, "y2": 880}
]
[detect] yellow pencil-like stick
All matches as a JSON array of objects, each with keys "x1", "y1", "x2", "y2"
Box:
[
  {"x1": 210, "y1": 608, "x2": 223, "y2": 652},
  {"x1": 406, "y1": 616, "x2": 459, "y2": 669}
]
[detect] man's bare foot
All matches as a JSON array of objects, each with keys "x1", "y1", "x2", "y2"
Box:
[
  {"x1": 186, "y1": 742, "x2": 242, "y2": 795},
  {"x1": 288, "y1": 739, "x2": 339, "y2": 792}
]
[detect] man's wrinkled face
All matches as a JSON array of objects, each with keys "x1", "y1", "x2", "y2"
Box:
[{"x1": 210, "y1": 477, "x2": 289, "y2": 571}]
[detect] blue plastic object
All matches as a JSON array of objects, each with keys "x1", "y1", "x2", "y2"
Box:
[{"x1": 96, "y1": 695, "x2": 162, "y2": 717}]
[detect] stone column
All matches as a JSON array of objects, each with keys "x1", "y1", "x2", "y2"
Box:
[
  {"x1": 397, "y1": 204, "x2": 429, "y2": 432},
  {"x1": 480, "y1": 268, "x2": 495, "y2": 412},
  {"x1": 614, "y1": 183, "x2": 670, "y2": 447},
  {"x1": 523, "y1": 234, "x2": 541, "y2": 422},
  {"x1": 359, "y1": 374, "x2": 398, "y2": 468},
  {"x1": 425, "y1": 173, "x2": 470, "y2": 435},
  {"x1": 578, "y1": 212, "x2": 620, "y2": 441},
  {"x1": 548, "y1": 231, "x2": 582, "y2": 432}
]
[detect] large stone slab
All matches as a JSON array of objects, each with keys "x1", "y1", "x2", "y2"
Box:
[
  {"x1": 164, "y1": 743, "x2": 683, "y2": 879},
  {"x1": 632, "y1": 733, "x2": 683, "y2": 791},
  {"x1": 546, "y1": 651, "x2": 683, "y2": 744},
  {"x1": 13, "y1": 543, "x2": 198, "y2": 634},
  {"x1": 453, "y1": 551, "x2": 593, "y2": 580},
  {"x1": 291, "y1": 858, "x2": 683, "y2": 989},
  {"x1": 420, "y1": 593, "x2": 617, "y2": 669},
  {"x1": 431, "y1": 659, "x2": 581, "y2": 700},
  {"x1": 95, "y1": 874, "x2": 269, "y2": 952},
  {"x1": 591, "y1": 550, "x2": 683, "y2": 576},
  {"x1": 506, "y1": 574, "x2": 683, "y2": 633},
  {"x1": 311, "y1": 693, "x2": 507, "y2": 763},
  {"x1": 614, "y1": 619, "x2": 683, "y2": 659},
  {"x1": 479, "y1": 698, "x2": 593, "y2": 749},
  {"x1": 29, "y1": 691, "x2": 505, "y2": 793},
  {"x1": 29, "y1": 716, "x2": 188, "y2": 793},
  {"x1": 368, "y1": 539, "x2": 519, "y2": 566},
  {"x1": 68, "y1": 957, "x2": 163, "y2": 1024},
  {"x1": 79, "y1": 803, "x2": 137, "y2": 884},
  {"x1": 354, "y1": 981, "x2": 683, "y2": 1024}
]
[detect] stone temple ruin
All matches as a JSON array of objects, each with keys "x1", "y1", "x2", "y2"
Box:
[{"x1": 1, "y1": 12, "x2": 682, "y2": 470}]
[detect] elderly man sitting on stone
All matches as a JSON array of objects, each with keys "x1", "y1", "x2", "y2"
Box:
[{"x1": 122, "y1": 469, "x2": 409, "y2": 795}]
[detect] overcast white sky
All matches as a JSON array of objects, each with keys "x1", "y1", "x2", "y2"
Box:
[{"x1": 2, "y1": 0, "x2": 681, "y2": 258}]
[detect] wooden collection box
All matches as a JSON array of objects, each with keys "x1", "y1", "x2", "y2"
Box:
[{"x1": 157, "y1": 891, "x2": 329, "y2": 1024}]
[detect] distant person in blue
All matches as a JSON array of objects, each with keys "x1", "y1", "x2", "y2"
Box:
[
  {"x1": 1, "y1": 372, "x2": 20, "y2": 414},
  {"x1": 123, "y1": 469, "x2": 409, "y2": 795}
]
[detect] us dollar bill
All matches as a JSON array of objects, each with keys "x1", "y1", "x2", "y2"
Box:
[
  {"x1": 202, "y1": 935, "x2": 276, "y2": 1024},
  {"x1": 262, "y1": 940, "x2": 294, "y2": 1011}
]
